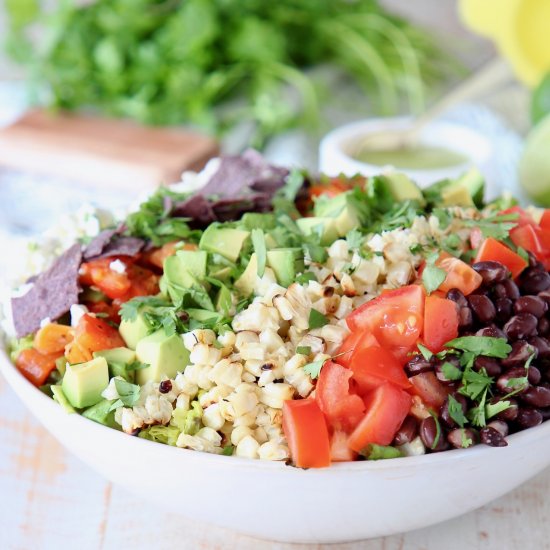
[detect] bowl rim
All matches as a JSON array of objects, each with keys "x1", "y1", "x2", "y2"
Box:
[
  {"x1": 2, "y1": 342, "x2": 549, "y2": 474},
  {"x1": 320, "y1": 116, "x2": 493, "y2": 175}
]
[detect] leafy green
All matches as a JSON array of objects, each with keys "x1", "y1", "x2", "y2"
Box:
[
  {"x1": 5, "y1": 0, "x2": 446, "y2": 144},
  {"x1": 251, "y1": 229, "x2": 267, "y2": 278},
  {"x1": 462, "y1": 213, "x2": 519, "y2": 241},
  {"x1": 441, "y1": 362, "x2": 462, "y2": 381},
  {"x1": 171, "y1": 401, "x2": 203, "y2": 435},
  {"x1": 486, "y1": 399, "x2": 512, "y2": 420},
  {"x1": 447, "y1": 395, "x2": 467, "y2": 428},
  {"x1": 445, "y1": 337, "x2": 512, "y2": 358},
  {"x1": 363, "y1": 444, "x2": 403, "y2": 460},
  {"x1": 222, "y1": 445, "x2": 235, "y2": 456},
  {"x1": 139, "y1": 425, "x2": 180, "y2": 446},
  {"x1": 422, "y1": 252, "x2": 446, "y2": 295},
  {"x1": 532, "y1": 72, "x2": 550, "y2": 125},
  {"x1": 9, "y1": 335, "x2": 34, "y2": 362},
  {"x1": 110, "y1": 379, "x2": 141, "y2": 410},
  {"x1": 346, "y1": 228, "x2": 365, "y2": 252},
  {"x1": 309, "y1": 309, "x2": 329, "y2": 329},
  {"x1": 459, "y1": 368, "x2": 493, "y2": 401},
  {"x1": 417, "y1": 343, "x2": 433, "y2": 361},
  {"x1": 303, "y1": 360, "x2": 325, "y2": 379},
  {"x1": 296, "y1": 346, "x2": 312, "y2": 356}
]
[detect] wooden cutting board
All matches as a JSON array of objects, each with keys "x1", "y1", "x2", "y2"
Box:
[{"x1": 0, "y1": 109, "x2": 220, "y2": 189}]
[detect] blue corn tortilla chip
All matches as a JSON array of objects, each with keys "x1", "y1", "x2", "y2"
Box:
[
  {"x1": 83, "y1": 229, "x2": 117, "y2": 260},
  {"x1": 84, "y1": 230, "x2": 144, "y2": 261},
  {"x1": 11, "y1": 243, "x2": 82, "y2": 338}
]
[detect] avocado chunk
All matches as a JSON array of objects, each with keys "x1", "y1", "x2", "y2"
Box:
[
  {"x1": 441, "y1": 182, "x2": 475, "y2": 207},
  {"x1": 187, "y1": 308, "x2": 223, "y2": 323},
  {"x1": 51, "y1": 385, "x2": 76, "y2": 414},
  {"x1": 199, "y1": 224, "x2": 250, "y2": 263},
  {"x1": 82, "y1": 399, "x2": 119, "y2": 429},
  {"x1": 452, "y1": 167, "x2": 485, "y2": 207},
  {"x1": 163, "y1": 254, "x2": 197, "y2": 289},
  {"x1": 267, "y1": 248, "x2": 302, "y2": 287},
  {"x1": 175, "y1": 250, "x2": 208, "y2": 280},
  {"x1": 135, "y1": 330, "x2": 190, "y2": 384},
  {"x1": 382, "y1": 172, "x2": 425, "y2": 204},
  {"x1": 235, "y1": 253, "x2": 258, "y2": 297},
  {"x1": 215, "y1": 285, "x2": 232, "y2": 313},
  {"x1": 241, "y1": 212, "x2": 276, "y2": 231},
  {"x1": 296, "y1": 217, "x2": 339, "y2": 246},
  {"x1": 313, "y1": 192, "x2": 363, "y2": 237},
  {"x1": 119, "y1": 311, "x2": 151, "y2": 350},
  {"x1": 62, "y1": 357, "x2": 109, "y2": 409},
  {"x1": 94, "y1": 347, "x2": 137, "y2": 382}
]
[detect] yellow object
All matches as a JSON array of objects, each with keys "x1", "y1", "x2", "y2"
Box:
[{"x1": 459, "y1": 0, "x2": 550, "y2": 86}]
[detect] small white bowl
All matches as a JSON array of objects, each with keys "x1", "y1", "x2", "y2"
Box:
[
  {"x1": 319, "y1": 117, "x2": 493, "y2": 186},
  {"x1": 2, "y1": 344, "x2": 550, "y2": 543}
]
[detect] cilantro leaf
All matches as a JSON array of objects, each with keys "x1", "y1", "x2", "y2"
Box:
[
  {"x1": 363, "y1": 444, "x2": 402, "y2": 460},
  {"x1": 462, "y1": 213, "x2": 518, "y2": 241},
  {"x1": 109, "y1": 378, "x2": 141, "y2": 410},
  {"x1": 441, "y1": 361, "x2": 462, "y2": 381},
  {"x1": 447, "y1": 394, "x2": 467, "y2": 427},
  {"x1": 296, "y1": 346, "x2": 312, "y2": 355},
  {"x1": 445, "y1": 336, "x2": 512, "y2": 358},
  {"x1": 486, "y1": 399, "x2": 512, "y2": 419},
  {"x1": 251, "y1": 229, "x2": 266, "y2": 277},
  {"x1": 308, "y1": 308, "x2": 329, "y2": 329},
  {"x1": 222, "y1": 445, "x2": 235, "y2": 456},
  {"x1": 467, "y1": 388, "x2": 488, "y2": 427},
  {"x1": 303, "y1": 359, "x2": 325, "y2": 379},
  {"x1": 459, "y1": 368, "x2": 493, "y2": 401},
  {"x1": 417, "y1": 343, "x2": 433, "y2": 361},
  {"x1": 346, "y1": 229, "x2": 364, "y2": 251},
  {"x1": 422, "y1": 264, "x2": 446, "y2": 294},
  {"x1": 280, "y1": 169, "x2": 304, "y2": 202}
]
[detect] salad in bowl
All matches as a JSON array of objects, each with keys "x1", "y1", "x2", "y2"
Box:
[{"x1": 3, "y1": 150, "x2": 550, "y2": 471}]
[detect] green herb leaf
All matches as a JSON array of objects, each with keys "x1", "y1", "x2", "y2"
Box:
[
  {"x1": 251, "y1": 229, "x2": 267, "y2": 277},
  {"x1": 363, "y1": 444, "x2": 402, "y2": 460},
  {"x1": 445, "y1": 336, "x2": 512, "y2": 358},
  {"x1": 463, "y1": 213, "x2": 518, "y2": 241},
  {"x1": 486, "y1": 399, "x2": 511, "y2": 419},
  {"x1": 303, "y1": 359, "x2": 325, "y2": 379},
  {"x1": 447, "y1": 394, "x2": 467, "y2": 428},
  {"x1": 296, "y1": 346, "x2": 312, "y2": 355},
  {"x1": 109, "y1": 378, "x2": 141, "y2": 411},
  {"x1": 459, "y1": 368, "x2": 493, "y2": 401},
  {"x1": 417, "y1": 343, "x2": 433, "y2": 361},
  {"x1": 222, "y1": 445, "x2": 235, "y2": 456},
  {"x1": 308, "y1": 308, "x2": 329, "y2": 329},
  {"x1": 467, "y1": 388, "x2": 488, "y2": 427},
  {"x1": 441, "y1": 361, "x2": 462, "y2": 381},
  {"x1": 346, "y1": 228, "x2": 364, "y2": 251},
  {"x1": 422, "y1": 264, "x2": 447, "y2": 294}
]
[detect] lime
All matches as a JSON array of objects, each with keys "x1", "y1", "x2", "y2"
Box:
[
  {"x1": 531, "y1": 72, "x2": 550, "y2": 125},
  {"x1": 519, "y1": 112, "x2": 550, "y2": 206}
]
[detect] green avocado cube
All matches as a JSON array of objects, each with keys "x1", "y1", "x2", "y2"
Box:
[
  {"x1": 235, "y1": 253, "x2": 258, "y2": 297},
  {"x1": 135, "y1": 330, "x2": 190, "y2": 384},
  {"x1": 175, "y1": 250, "x2": 208, "y2": 280},
  {"x1": 51, "y1": 385, "x2": 76, "y2": 414},
  {"x1": 199, "y1": 224, "x2": 250, "y2": 262},
  {"x1": 382, "y1": 172, "x2": 425, "y2": 204},
  {"x1": 94, "y1": 347, "x2": 137, "y2": 382},
  {"x1": 266, "y1": 248, "x2": 300, "y2": 287},
  {"x1": 62, "y1": 357, "x2": 109, "y2": 409},
  {"x1": 119, "y1": 311, "x2": 151, "y2": 350},
  {"x1": 296, "y1": 217, "x2": 339, "y2": 246}
]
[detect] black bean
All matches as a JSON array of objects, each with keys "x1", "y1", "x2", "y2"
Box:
[
  {"x1": 527, "y1": 252, "x2": 542, "y2": 269},
  {"x1": 503, "y1": 313, "x2": 538, "y2": 340},
  {"x1": 446, "y1": 288, "x2": 468, "y2": 308},
  {"x1": 501, "y1": 279, "x2": 521, "y2": 300},
  {"x1": 537, "y1": 289, "x2": 550, "y2": 305},
  {"x1": 404, "y1": 354, "x2": 433, "y2": 377},
  {"x1": 514, "y1": 296, "x2": 548, "y2": 318},
  {"x1": 475, "y1": 325, "x2": 507, "y2": 339},
  {"x1": 515, "y1": 408, "x2": 543, "y2": 429},
  {"x1": 440, "y1": 393, "x2": 468, "y2": 429},
  {"x1": 447, "y1": 428, "x2": 478, "y2": 449},
  {"x1": 528, "y1": 336, "x2": 550, "y2": 358},
  {"x1": 519, "y1": 269, "x2": 550, "y2": 295},
  {"x1": 419, "y1": 417, "x2": 449, "y2": 452},
  {"x1": 528, "y1": 366, "x2": 542, "y2": 386},
  {"x1": 474, "y1": 356, "x2": 502, "y2": 378},
  {"x1": 495, "y1": 298, "x2": 513, "y2": 324},
  {"x1": 458, "y1": 307, "x2": 474, "y2": 328},
  {"x1": 538, "y1": 317, "x2": 550, "y2": 336},
  {"x1": 496, "y1": 367, "x2": 530, "y2": 394},
  {"x1": 393, "y1": 416, "x2": 418, "y2": 446},
  {"x1": 520, "y1": 386, "x2": 550, "y2": 408},
  {"x1": 501, "y1": 341, "x2": 536, "y2": 368},
  {"x1": 159, "y1": 380, "x2": 172, "y2": 393},
  {"x1": 540, "y1": 408, "x2": 550, "y2": 421},
  {"x1": 494, "y1": 398, "x2": 519, "y2": 421},
  {"x1": 493, "y1": 283, "x2": 508, "y2": 300},
  {"x1": 468, "y1": 294, "x2": 496, "y2": 323},
  {"x1": 472, "y1": 261, "x2": 509, "y2": 285},
  {"x1": 480, "y1": 427, "x2": 508, "y2": 447},
  {"x1": 487, "y1": 420, "x2": 509, "y2": 437}
]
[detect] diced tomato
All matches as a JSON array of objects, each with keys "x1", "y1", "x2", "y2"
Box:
[
  {"x1": 349, "y1": 346, "x2": 411, "y2": 394},
  {"x1": 409, "y1": 371, "x2": 449, "y2": 409},
  {"x1": 436, "y1": 252, "x2": 482, "y2": 296},
  {"x1": 65, "y1": 314, "x2": 125, "y2": 364},
  {"x1": 85, "y1": 301, "x2": 121, "y2": 324},
  {"x1": 423, "y1": 296, "x2": 459, "y2": 353},
  {"x1": 16, "y1": 348, "x2": 60, "y2": 387},
  {"x1": 540, "y1": 210, "x2": 550, "y2": 231},
  {"x1": 510, "y1": 224, "x2": 545, "y2": 256},
  {"x1": 470, "y1": 227, "x2": 483, "y2": 250},
  {"x1": 346, "y1": 285, "x2": 425, "y2": 360},
  {"x1": 347, "y1": 383, "x2": 411, "y2": 452},
  {"x1": 33, "y1": 323, "x2": 73, "y2": 355},
  {"x1": 113, "y1": 264, "x2": 159, "y2": 303},
  {"x1": 500, "y1": 206, "x2": 537, "y2": 228},
  {"x1": 142, "y1": 241, "x2": 198, "y2": 269},
  {"x1": 475, "y1": 238, "x2": 528, "y2": 279},
  {"x1": 336, "y1": 330, "x2": 379, "y2": 368},
  {"x1": 309, "y1": 176, "x2": 359, "y2": 199},
  {"x1": 282, "y1": 399, "x2": 331, "y2": 468},
  {"x1": 330, "y1": 430, "x2": 357, "y2": 462},
  {"x1": 316, "y1": 361, "x2": 365, "y2": 432}
]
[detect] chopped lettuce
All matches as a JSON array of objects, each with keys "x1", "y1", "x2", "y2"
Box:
[
  {"x1": 9, "y1": 335, "x2": 34, "y2": 362},
  {"x1": 139, "y1": 425, "x2": 180, "y2": 446},
  {"x1": 171, "y1": 400, "x2": 203, "y2": 435}
]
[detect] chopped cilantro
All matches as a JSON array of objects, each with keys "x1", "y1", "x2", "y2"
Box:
[
  {"x1": 308, "y1": 308, "x2": 329, "y2": 329},
  {"x1": 486, "y1": 399, "x2": 512, "y2": 419},
  {"x1": 422, "y1": 254, "x2": 446, "y2": 295},
  {"x1": 462, "y1": 212, "x2": 518, "y2": 241},
  {"x1": 467, "y1": 388, "x2": 488, "y2": 427},
  {"x1": 447, "y1": 394, "x2": 467, "y2": 428},
  {"x1": 346, "y1": 228, "x2": 364, "y2": 251},
  {"x1": 296, "y1": 346, "x2": 312, "y2": 355},
  {"x1": 110, "y1": 379, "x2": 141, "y2": 411},
  {"x1": 417, "y1": 343, "x2": 433, "y2": 361},
  {"x1": 303, "y1": 359, "x2": 325, "y2": 379},
  {"x1": 222, "y1": 445, "x2": 235, "y2": 456},
  {"x1": 445, "y1": 336, "x2": 511, "y2": 358},
  {"x1": 363, "y1": 444, "x2": 403, "y2": 460},
  {"x1": 441, "y1": 361, "x2": 462, "y2": 381},
  {"x1": 296, "y1": 271, "x2": 317, "y2": 284},
  {"x1": 459, "y1": 367, "x2": 493, "y2": 401}
]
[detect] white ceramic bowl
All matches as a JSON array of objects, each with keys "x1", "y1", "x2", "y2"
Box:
[
  {"x1": 3, "y1": 345, "x2": 550, "y2": 542},
  {"x1": 319, "y1": 118, "x2": 493, "y2": 187}
]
